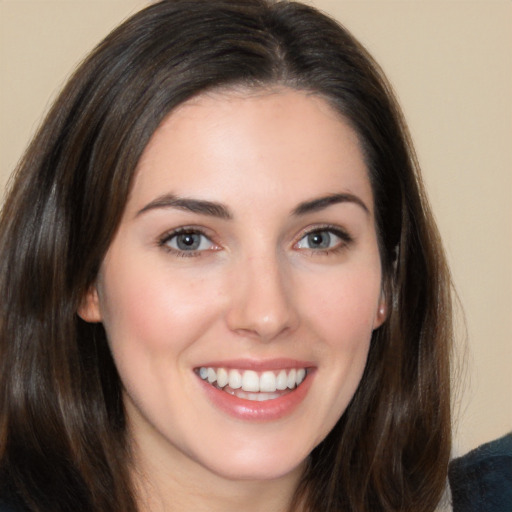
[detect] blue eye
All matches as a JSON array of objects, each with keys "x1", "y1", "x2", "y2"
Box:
[
  {"x1": 162, "y1": 230, "x2": 214, "y2": 253},
  {"x1": 296, "y1": 228, "x2": 349, "y2": 251}
]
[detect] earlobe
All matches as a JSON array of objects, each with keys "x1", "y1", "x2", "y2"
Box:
[
  {"x1": 373, "y1": 294, "x2": 388, "y2": 330},
  {"x1": 77, "y1": 285, "x2": 103, "y2": 323}
]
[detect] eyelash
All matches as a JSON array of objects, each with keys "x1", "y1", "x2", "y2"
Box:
[
  {"x1": 294, "y1": 225, "x2": 353, "y2": 255},
  {"x1": 158, "y1": 227, "x2": 218, "y2": 258},
  {"x1": 158, "y1": 225, "x2": 353, "y2": 258}
]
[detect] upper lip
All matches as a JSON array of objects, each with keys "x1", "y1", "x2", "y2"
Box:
[{"x1": 194, "y1": 358, "x2": 314, "y2": 371}]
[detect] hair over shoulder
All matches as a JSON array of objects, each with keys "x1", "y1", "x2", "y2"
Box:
[{"x1": 0, "y1": 1, "x2": 453, "y2": 511}]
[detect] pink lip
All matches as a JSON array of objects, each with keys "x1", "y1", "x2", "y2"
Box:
[
  {"x1": 195, "y1": 358, "x2": 314, "y2": 371},
  {"x1": 196, "y1": 362, "x2": 316, "y2": 422}
]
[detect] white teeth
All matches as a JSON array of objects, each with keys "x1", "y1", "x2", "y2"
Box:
[
  {"x1": 259, "y1": 371, "x2": 277, "y2": 392},
  {"x1": 296, "y1": 368, "x2": 306, "y2": 386},
  {"x1": 242, "y1": 370, "x2": 260, "y2": 392},
  {"x1": 276, "y1": 370, "x2": 288, "y2": 390},
  {"x1": 207, "y1": 367, "x2": 217, "y2": 384},
  {"x1": 239, "y1": 391, "x2": 281, "y2": 401},
  {"x1": 228, "y1": 369, "x2": 242, "y2": 389},
  {"x1": 216, "y1": 367, "x2": 229, "y2": 388},
  {"x1": 197, "y1": 366, "x2": 308, "y2": 394},
  {"x1": 287, "y1": 369, "x2": 297, "y2": 389}
]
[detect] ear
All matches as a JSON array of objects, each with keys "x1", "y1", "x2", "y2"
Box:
[
  {"x1": 373, "y1": 292, "x2": 388, "y2": 330},
  {"x1": 77, "y1": 284, "x2": 103, "y2": 323}
]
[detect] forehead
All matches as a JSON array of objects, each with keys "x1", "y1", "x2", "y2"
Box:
[{"x1": 128, "y1": 87, "x2": 373, "y2": 216}]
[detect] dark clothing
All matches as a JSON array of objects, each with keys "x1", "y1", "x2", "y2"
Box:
[
  {"x1": 0, "y1": 486, "x2": 26, "y2": 512},
  {"x1": 449, "y1": 433, "x2": 512, "y2": 512},
  {"x1": 0, "y1": 498, "x2": 21, "y2": 512}
]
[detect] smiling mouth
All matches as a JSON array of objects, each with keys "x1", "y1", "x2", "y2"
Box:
[{"x1": 196, "y1": 367, "x2": 308, "y2": 402}]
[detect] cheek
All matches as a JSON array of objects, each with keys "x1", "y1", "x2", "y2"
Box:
[
  {"x1": 290, "y1": 267, "x2": 380, "y2": 443},
  {"x1": 300, "y1": 266, "x2": 382, "y2": 343},
  {"x1": 97, "y1": 258, "x2": 223, "y2": 361}
]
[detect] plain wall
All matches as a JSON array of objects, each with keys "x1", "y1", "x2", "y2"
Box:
[{"x1": 1, "y1": 0, "x2": 511, "y2": 458}]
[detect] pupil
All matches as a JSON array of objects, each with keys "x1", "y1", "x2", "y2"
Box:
[
  {"x1": 177, "y1": 233, "x2": 200, "y2": 250},
  {"x1": 309, "y1": 232, "x2": 329, "y2": 248}
]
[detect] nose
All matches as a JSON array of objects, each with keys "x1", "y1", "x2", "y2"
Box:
[{"x1": 225, "y1": 253, "x2": 299, "y2": 342}]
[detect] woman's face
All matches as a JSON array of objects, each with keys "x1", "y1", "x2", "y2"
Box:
[{"x1": 80, "y1": 88, "x2": 386, "y2": 483}]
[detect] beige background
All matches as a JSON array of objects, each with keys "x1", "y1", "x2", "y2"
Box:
[{"x1": 1, "y1": 0, "x2": 511, "y2": 458}]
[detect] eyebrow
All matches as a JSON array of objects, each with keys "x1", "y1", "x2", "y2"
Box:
[
  {"x1": 136, "y1": 194, "x2": 233, "y2": 219},
  {"x1": 136, "y1": 191, "x2": 369, "y2": 220},
  {"x1": 292, "y1": 193, "x2": 370, "y2": 216}
]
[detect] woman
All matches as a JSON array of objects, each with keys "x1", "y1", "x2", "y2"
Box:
[{"x1": 0, "y1": 1, "x2": 453, "y2": 511}]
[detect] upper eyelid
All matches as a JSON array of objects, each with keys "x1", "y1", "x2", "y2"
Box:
[
  {"x1": 157, "y1": 227, "x2": 217, "y2": 250},
  {"x1": 158, "y1": 228, "x2": 219, "y2": 257},
  {"x1": 159, "y1": 226, "x2": 214, "y2": 241},
  {"x1": 295, "y1": 224, "x2": 353, "y2": 241},
  {"x1": 156, "y1": 224, "x2": 353, "y2": 250}
]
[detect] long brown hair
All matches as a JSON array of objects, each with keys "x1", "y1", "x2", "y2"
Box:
[{"x1": 0, "y1": 1, "x2": 453, "y2": 511}]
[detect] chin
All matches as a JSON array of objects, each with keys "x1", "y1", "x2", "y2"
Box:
[{"x1": 191, "y1": 437, "x2": 312, "y2": 483}]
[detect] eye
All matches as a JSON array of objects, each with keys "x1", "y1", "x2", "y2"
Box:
[
  {"x1": 160, "y1": 229, "x2": 216, "y2": 255},
  {"x1": 295, "y1": 227, "x2": 351, "y2": 252}
]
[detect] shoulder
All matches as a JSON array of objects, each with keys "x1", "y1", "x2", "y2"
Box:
[
  {"x1": 449, "y1": 433, "x2": 512, "y2": 512},
  {"x1": 0, "y1": 492, "x2": 27, "y2": 512},
  {"x1": 0, "y1": 499, "x2": 22, "y2": 512}
]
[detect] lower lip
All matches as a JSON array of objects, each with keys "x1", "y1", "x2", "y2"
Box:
[{"x1": 198, "y1": 371, "x2": 315, "y2": 421}]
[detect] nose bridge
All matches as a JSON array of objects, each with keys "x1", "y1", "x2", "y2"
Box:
[{"x1": 226, "y1": 245, "x2": 298, "y2": 341}]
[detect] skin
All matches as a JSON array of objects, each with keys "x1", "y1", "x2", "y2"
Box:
[{"x1": 79, "y1": 88, "x2": 386, "y2": 512}]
